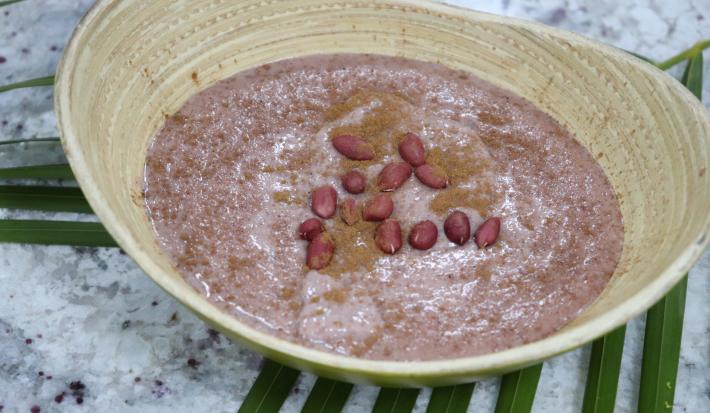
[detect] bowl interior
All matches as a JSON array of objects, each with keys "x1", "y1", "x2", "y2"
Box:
[{"x1": 55, "y1": 0, "x2": 710, "y2": 386}]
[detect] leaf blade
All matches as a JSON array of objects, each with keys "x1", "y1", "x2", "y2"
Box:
[
  {"x1": 638, "y1": 276, "x2": 689, "y2": 413},
  {"x1": 623, "y1": 50, "x2": 656, "y2": 65},
  {"x1": 0, "y1": 75, "x2": 55, "y2": 93},
  {"x1": 680, "y1": 52, "x2": 703, "y2": 99},
  {"x1": 0, "y1": 137, "x2": 61, "y2": 146},
  {"x1": 238, "y1": 359, "x2": 300, "y2": 413},
  {"x1": 0, "y1": 220, "x2": 116, "y2": 247},
  {"x1": 0, "y1": 185, "x2": 92, "y2": 213},
  {"x1": 581, "y1": 325, "x2": 626, "y2": 413},
  {"x1": 372, "y1": 388, "x2": 420, "y2": 413},
  {"x1": 0, "y1": 164, "x2": 74, "y2": 180},
  {"x1": 656, "y1": 39, "x2": 710, "y2": 70},
  {"x1": 636, "y1": 51, "x2": 702, "y2": 413},
  {"x1": 494, "y1": 364, "x2": 543, "y2": 413},
  {"x1": 426, "y1": 383, "x2": 475, "y2": 413},
  {"x1": 0, "y1": 0, "x2": 25, "y2": 7},
  {"x1": 300, "y1": 378, "x2": 353, "y2": 413}
]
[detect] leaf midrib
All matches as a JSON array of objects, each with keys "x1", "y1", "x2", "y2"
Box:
[
  {"x1": 509, "y1": 370, "x2": 524, "y2": 411},
  {"x1": 254, "y1": 364, "x2": 285, "y2": 412},
  {"x1": 651, "y1": 297, "x2": 670, "y2": 411},
  {"x1": 317, "y1": 380, "x2": 336, "y2": 413},
  {"x1": 389, "y1": 389, "x2": 402, "y2": 413},
  {"x1": 0, "y1": 227, "x2": 103, "y2": 233},
  {"x1": 443, "y1": 386, "x2": 455, "y2": 412},
  {"x1": 591, "y1": 335, "x2": 609, "y2": 412}
]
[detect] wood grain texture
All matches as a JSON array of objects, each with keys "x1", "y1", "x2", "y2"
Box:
[{"x1": 54, "y1": 0, "x2": 710, "y2": 386}]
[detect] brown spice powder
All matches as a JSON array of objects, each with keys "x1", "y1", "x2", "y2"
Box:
[
  {"x1": 424, "y1": 137, "x2": 501, "y2": 216},
  {"x1": 323, "y1": 289, "x2": 347, "y2": 303},
  {"x1": 429, "y1": 186, "x2": 496, "y2": 217},
  {"x1": 321, "y1": 220, "x2": 381, "y2": 277},
  {"x1": 478, "y1": 111, "x2": 511, "y2": 126},
  {"x1": 326, "y1": 90, "x2": 414, "y2": 168},
  {"x1": 351, "y1": 330, "x2": 383, "y2": 357},
  {"x1": 427, "y1": 144, "x2": 493, "y2": 186},
  {"x1": 272, "y1": 191, "x2": 304, "y2": 205}
]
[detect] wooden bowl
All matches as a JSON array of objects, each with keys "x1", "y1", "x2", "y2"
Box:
[{"x1": 54, "y1": 0, "x2": 710, "y2": 386}]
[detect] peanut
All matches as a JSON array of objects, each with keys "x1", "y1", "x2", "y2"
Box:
[
  {"x1": 398, "y1": 132, "x2": 426, "y2": 166},
  {"x1": 415, "y1": 164, "x2": 448, "y2": 189},
  {"x1": 474, "y1": 217, "x2": 501, "y2": 248},
  {"x1": 307, "y1": 232, "x2": 335, "y2": 270},
  {"x1": 332, "y1": 134, "x2": 375, "y2": 160},
  {"x1": 341, "y1": 170, "x2": 367, "y2": 194},
  {"x1": 375, "y1": 219, "x2": 402, "y2": 254},
  {"x1": 377, "y1": 162, "x2": 412, "y2": 192},
  {"x1": 340, "y1": 198, "x2": 360, "y2": 226},
  {"x1": 362, "y1": 194, "x2": 394, "y2": 222},
  {"x1": 311, "y1": 185, "x2": 337, "y2": 219},
  {"x1": 408, "y1": 220, "x2": 438, "y2": 250},
  {"x1": 444, "y1": 210, "x2": 471, "y2": 245},
  {"x1": 298, "y1": 218, "x2": 324, "y2": 241}
]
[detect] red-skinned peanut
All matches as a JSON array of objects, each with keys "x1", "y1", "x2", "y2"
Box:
[
  {"x1": 332, "y1": 135, "x2": 375, "y2": 160},
  {"x1": 378, "y1": 162, "x2": 412, "y2": 192},
  {"x1": 474, "y1": 217, "x2": 501, "y2": 248},
  {"x1": 298, "y1": 218, "x2": 324, "y2": 241},
  {"x1": 311, "y1": 185, "x2": 337, "y2": 219},
  {"x1": 408, "y1": 220, "x2": 438, "y2": 250},
  {"x1": 362, "y1": 194, "x2": 394, "y2": 222},
  {"x1": 398, "y1": 132, "x2": 426, "y2": 167},
  {"x1": 444, "y1": 210, "x2": 471, "y2": 245},
  {"x1": 375, "y1": 219, "x2": 402, "y2": 254}
]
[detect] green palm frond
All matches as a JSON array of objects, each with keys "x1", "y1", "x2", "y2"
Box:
[{"x1": 0, "y1": 75, "x2": 54, "y2": 93}]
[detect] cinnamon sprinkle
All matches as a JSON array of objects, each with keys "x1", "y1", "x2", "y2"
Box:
[
  {"x1": 326, "y1": 90, "x2": 414, "y2": 169},
  {"x1": 320, "y1": 220, "x2": 380, "y2": 277}
]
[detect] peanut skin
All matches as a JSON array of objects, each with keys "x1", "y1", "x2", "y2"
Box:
[
  {"x1": 298, "y1": 218, "x2": 324, "y2": 241},
  {"x1": 474, "y1": 217, "x2": 501, "y2": 248},
  {"x1": 375, "y1": 219, "x2": 402, "y2": 254},
  {"x1": 377, "y1": 162, "x2": 412, "y2": 192},
  {"x1": 332, "y1": 134, "x2": 375, "y2": 160},
  {"x1": 408, "y1": 220, "x2": 438, "y2": 250},
  {"x1": 341, "y1": 170, "x2": 367, "y2": 194},
  {"x1": 340, "y1": 198, "x2": 360, "y2": 226},
  {"x1": 362, "y1": 194, "x2": 394, "y2": 221},
  {"x1": 398, "y1": 132, "x2": 426, "y2": 167},
  {"x1": 415, "y1": 164, "x2": 448, "y2": 189},
  {"x1": 311, "y1": 185, "x2": 337, "y2": 219},
  {"x1": 307, "y1": 232, "x2": 335, "y2": 270},
  {"x1": 444, "y1": 210, "x2": 471, "y2": 245}
]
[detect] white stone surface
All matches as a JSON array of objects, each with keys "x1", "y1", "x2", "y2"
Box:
[{"x1": 0, "y1": 0, "x2": 708, "y2": 412}]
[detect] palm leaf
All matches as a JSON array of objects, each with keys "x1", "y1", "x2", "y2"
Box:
[
  {"x1": 0, "y1": 0, "x2": 25, "y2": 7},
  {"x1": 581, "y1": 325, "x2": 626, "y2": 413},
  {"x1": 0, "y1": 164, "x2": 74, "y2": 180},
  {"x1": 494, "y1": 364, "x2": 543, "y2": 413},
  {"x1": 300, "y1": 378, "x2": 353, "y2": 413},
  {"x1": 0, "y1": 185, "x2": 91, "y2": 213},
  {"x1": 238, "y1": 359, "x2": 300, "y2": 413},
  {"x1": 680, "y1": 52, "x2": 704, "y2": 99},
  {"x1": 372, "y1": 388, "x2": 420, "y2": 413},
  {"x1": 0, "y1": 137, "x2": 61, "y2": 146},
  {"x1": 632, "y1": 49, "x2": 701, "y2": 413},
  {"x1": 426, "y1": 383, "x2": 475, "y2": 413},
  {"x1": 636, "y1": 52, "x2": 701, "y2": 413},
  {"x1": 0, "y1": 75, "x2": 55, "y2": 93},
  {"x1": 638, "y1": 276, "x2": 689, "y2": 413},
  {"x1": 623, "y1": 50, "x2": 655, "y2": 65},
  {"x1": 656, "y1": 39, "x2": 710, "y2": 70},
  {"x1": 0, "y1": 220, "x2": 115, "y2": 246}
]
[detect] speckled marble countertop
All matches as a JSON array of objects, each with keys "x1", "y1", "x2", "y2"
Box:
[{"x1": 0, "y1": 1, "x2": 708, "y2": 412}]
